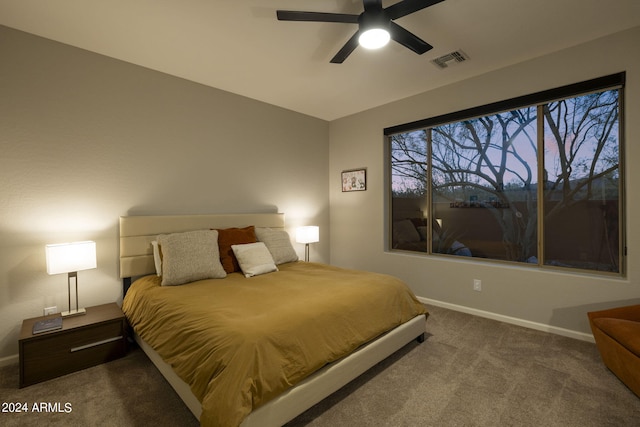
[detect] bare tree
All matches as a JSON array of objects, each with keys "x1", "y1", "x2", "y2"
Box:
[
  {"x1": 430, "y1": 108, "x2": 538, "y2": 260},
  {"x1": 391, "y1": 89, "x2": 620, "y2": 267},
  {"x1": 390, "y1": 131, "x2": 427, "y2": 196},
  {"x1": 543, "y1": 91, "x2": 619, "y2": 219}
]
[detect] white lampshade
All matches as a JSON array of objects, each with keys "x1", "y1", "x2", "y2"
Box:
[
  {"x1": 358, "y1": 28, "x2": 390, "y2": 49},
  {"x1": 296, "y1": 226, "x2": 319, "y2": 244},
  {"x1": 46, "y1": 241, "x2": 97, "y2": 275}
]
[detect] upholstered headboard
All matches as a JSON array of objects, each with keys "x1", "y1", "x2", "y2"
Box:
[{"x1": 119, "y1": 213, "x2": 286, "y2": 280}]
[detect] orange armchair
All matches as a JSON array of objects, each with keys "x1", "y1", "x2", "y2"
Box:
[{"x1": 588, "y1": 304, "x2": 640, "y2": 397}]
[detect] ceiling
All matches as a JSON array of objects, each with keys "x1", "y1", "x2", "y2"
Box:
[{"x1": 1, "y1": 0, "x2": 639, "y2": 121}]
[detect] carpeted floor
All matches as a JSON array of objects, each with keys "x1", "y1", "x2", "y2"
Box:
[
  {"x1": 287, "y1": 306, "x2": 640, "y2": 426},
  {"x1": 2, "y1": 305, "x2": 639, "y2": 426},
  {"x1": 0, "y1": 342, "x2": 198, "y2": 427}
]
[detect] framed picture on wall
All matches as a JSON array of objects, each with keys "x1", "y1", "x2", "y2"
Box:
[{"x1": 342, "y1": 168, "x2": 366, "y2": 192}]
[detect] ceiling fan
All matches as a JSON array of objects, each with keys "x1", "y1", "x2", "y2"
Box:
[{"x1": 276, "y1": 0, "x2": 445, "y2": 64}]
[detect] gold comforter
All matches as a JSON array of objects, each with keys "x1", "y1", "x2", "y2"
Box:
[{"x1": 122, "y1": 262, "x2": 427, "y2": 426}]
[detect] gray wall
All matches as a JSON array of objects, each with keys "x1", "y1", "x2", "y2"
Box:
[
  {"x1": 329, "y1": 26, "x2": 640, "y2": 339},
  {"x1": 0, "y1": 26, "x2": 329, "y2": 360}
]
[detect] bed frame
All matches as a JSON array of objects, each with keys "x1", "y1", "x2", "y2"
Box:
[{"x1": 119, "y1": 213, "x2": 426, "y2": 427}]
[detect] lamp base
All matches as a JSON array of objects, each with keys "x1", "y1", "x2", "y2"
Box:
[{"x1": 62, "y1": 308, "x2": 86, "y2": 317}]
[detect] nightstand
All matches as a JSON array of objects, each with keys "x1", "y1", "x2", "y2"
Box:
[{"x1": 19, "y1": 302, "x2": 127, "y2": 388}]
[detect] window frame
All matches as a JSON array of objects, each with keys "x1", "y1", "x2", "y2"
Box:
[{"x1": 385, "y1": 73, "x2": 626, "y2": 276}]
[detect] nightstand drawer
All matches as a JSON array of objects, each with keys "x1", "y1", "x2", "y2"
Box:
[{"x1": 19, "y1": 303, "x2": 127, "y2": 387}]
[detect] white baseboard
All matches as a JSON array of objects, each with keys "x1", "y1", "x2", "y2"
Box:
[
  {"x1": 418, "y1": 297, "x2": 594, "y2": 343},
  {"x1": 0, "y1": 354, "x2": 18, "y2": 368}
]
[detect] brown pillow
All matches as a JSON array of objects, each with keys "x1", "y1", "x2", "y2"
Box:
[{"x1": 216, "y1": 226, "x2": 257, "y2": 273}]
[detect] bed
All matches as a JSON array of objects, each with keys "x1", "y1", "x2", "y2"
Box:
[{"x1": 119, "y1": 213, "x2": 427, "y2": 427}]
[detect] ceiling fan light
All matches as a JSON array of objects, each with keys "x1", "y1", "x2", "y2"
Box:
[{"x1": 358, "y1": 28, "x2": 390, "y2": 49}]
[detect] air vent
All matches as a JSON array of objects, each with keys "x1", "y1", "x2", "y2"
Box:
[{"x1": 431, "y1": 50, "x2": 469, "y2": 69}]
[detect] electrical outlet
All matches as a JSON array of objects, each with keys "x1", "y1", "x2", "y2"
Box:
[
  {"x1": 473, "y1": 279, "x2": 482, "y2": 292},
  {"x1": 44, "y1": 306, "x2": 58, "y2": 316}
]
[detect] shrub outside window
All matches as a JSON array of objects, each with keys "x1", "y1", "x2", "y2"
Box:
[{"x1": 387, "y1": 74, "x2": 624, "y2": 275}]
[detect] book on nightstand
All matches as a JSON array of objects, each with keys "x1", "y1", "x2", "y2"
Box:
[{"x1": 32, "y1": 316, "x2": 63, "y2": 334}]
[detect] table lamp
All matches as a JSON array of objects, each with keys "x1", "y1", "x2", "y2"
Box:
[
  {"x1": 45, "y1": 241, "x2": 97, "y2": 317},
  {"x1": 296, "y1": 226, "x2": 319, "y2": 262}
]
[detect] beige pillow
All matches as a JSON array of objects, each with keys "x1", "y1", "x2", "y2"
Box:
[
  {"x1": 231, "y1": 242, "x2": 278, "y2": 277},
  {"x1": 255, "y1": 228, "x2": 299, "y2": 264},
  {"x1": 393, "y1": 219, "x2": 421, "y2": 243},
  {"x1": 157, "y1": 230, "x2": 226, "y2": 286}
]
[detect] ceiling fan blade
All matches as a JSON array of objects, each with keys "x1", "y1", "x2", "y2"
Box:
[
  {"x1": 389, "y1": 21, "x2": 433, "y2": 54},
  {"x1": 330, "y1": 31, "x2": 360, "y2": 64},
  {"x1": 385, "y1": 0, "x2": 445, "y2": 21},
  {"x1": 277, "y1": 10, "x2": 359, "y2": 24}
]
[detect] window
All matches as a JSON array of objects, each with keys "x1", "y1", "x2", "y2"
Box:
[{"x1": 386, "y1": 73, "x2": 625, "y2": 274}]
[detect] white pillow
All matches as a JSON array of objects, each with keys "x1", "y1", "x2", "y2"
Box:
[
  {"x1": 254, "y1": 228, "x2": 299, "y2": 264},
  {"x1": 151, "y1": 240, "x2": 162, "y2": 276},
  {"x1": 231, "y1": 242, "x2": 278, "y2": 278},
  {"x1": 157, "y1": 230, "x2": 226, "y2": 286}
]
